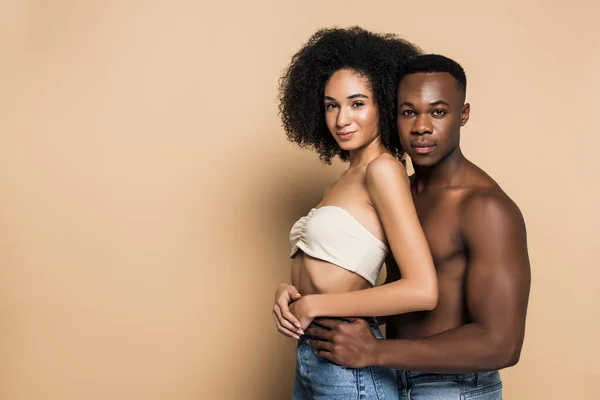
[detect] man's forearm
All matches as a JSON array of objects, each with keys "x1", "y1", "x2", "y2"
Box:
[{"x1": 373, "y1": 323, "x2": 521, "y2": 373}]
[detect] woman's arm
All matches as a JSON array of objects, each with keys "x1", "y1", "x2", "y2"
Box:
[{"x1": 293, "y1": 154, "x2": 437, "y2": 322}]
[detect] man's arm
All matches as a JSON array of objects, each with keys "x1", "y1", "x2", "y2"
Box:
[{"x1": 307, "y1": 192, "x2": 531, "y2": 372}]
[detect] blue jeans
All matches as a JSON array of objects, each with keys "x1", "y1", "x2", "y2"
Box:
[
  {"x1": 293, "y1": 319, "x2": 399, "y2": 400},
  {"x1": 397, "y1": 370, "x2": 502, "y2": 399}
]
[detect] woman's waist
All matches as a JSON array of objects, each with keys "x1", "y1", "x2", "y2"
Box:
[{"x1": 291, "y1": 254, "x2": 372, "y2": 295}]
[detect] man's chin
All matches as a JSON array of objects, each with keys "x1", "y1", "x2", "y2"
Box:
[{"x1": 410, "y1": 155, "x2": 438, "y2": 168}]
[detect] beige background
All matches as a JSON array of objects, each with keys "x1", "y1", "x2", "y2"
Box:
[{"x1": 0, "y1": 1, "x2": 598, "y2": 399}]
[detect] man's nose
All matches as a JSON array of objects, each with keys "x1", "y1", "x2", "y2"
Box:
[{"x1": 412, "y1": 114, "x2": 432, "y2": 135}]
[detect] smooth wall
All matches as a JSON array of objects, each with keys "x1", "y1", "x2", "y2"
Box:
[{"x1": 0, "y1": 1, "x2": 598, "y2": 399}]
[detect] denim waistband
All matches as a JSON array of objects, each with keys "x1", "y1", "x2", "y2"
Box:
[
  {"x1": 308, "y1": 317, "x2": 379, "y2": 328},
  {"x1": 397, "y1": 369, "x2": 500, "y2": 388}
]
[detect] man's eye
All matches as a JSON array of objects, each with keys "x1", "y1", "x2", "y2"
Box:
[
  {"x1": 402, "y1": 110, "x2": 415, "y2": 116},
  {"x1": 432, "y1": 109, "x2": 447, "y2": 117}
]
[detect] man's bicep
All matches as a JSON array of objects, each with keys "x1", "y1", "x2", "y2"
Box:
[{"x1": 462, "y1": 194, "x2": 531, "y2": 342}]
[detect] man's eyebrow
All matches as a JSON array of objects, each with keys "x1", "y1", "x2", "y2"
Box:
[
  {"x1": 430, "y1": 100, "x2": 451, "y2": 107},
  {"x1": 399, "y1": 100, "x2": 451, "y2": 107}
]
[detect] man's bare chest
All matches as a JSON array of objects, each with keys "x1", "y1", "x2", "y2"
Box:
[{"x1": 414, "y1": 194, "x2": 464, "y2": 266}]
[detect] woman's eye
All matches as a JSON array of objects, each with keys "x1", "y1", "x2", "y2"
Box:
[
  {"x1": 325, "y1": 103, "x2": 337, "y2": 110},
  {"x1": 402, "y1": 110, "x2": 415, "y2": 116},
  {"x1": 352, "y1": 102, "x2": 365, "y2": 108}
]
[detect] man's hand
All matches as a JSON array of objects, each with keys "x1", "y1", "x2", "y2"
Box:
[
  {"x1": 272, "y1": 283, "x2": 304, "y2": 339},
  {"x1": 305, "y1": 318, "x2": 379, "y2": 368}
]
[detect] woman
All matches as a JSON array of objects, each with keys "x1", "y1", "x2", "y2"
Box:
[{"x1": 273, "y1": 27, "x2": 437, "y2": 399}]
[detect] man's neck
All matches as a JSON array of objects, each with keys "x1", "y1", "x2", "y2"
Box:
[{"x1": 413, "y1": 148, "x2": 466, "y2": 193}]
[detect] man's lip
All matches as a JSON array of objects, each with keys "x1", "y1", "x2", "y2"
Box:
[
  {"x1": 411, "y1": 142, "x2": 435, "y2": 148},
  {"x1": 411, "y1": 143, "x2": 436, "y2": 155}
]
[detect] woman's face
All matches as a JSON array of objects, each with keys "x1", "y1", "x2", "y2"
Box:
[{"x1": 324, "y1": 69, "x2": 380, "y2": 152}]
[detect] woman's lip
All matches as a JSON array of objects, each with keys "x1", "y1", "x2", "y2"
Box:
[{"x1": 337, "y1": 131, "x2": 355, "y2": 140}]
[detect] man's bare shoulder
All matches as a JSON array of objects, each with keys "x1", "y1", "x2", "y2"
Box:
[
  {"x1": 459, "y1": 184, "x2": 524, "y2": 237},
  {"x1": 465, "y1": 189, "x2": 522, "y2": 221}
]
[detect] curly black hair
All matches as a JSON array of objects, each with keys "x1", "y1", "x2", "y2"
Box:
[{"x1": 278, "y1": 26, "x2": 421, "y2": 164}]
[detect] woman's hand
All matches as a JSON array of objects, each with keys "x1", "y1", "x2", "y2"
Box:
[
  {"x1": 289, "y1": 296, "x2": 317, "y2": 331},
  {"x1": 272, "y1": 283, "x2": 304, "y2": 339}
]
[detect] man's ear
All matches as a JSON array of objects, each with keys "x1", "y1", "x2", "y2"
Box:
[{"x1": 460, "y1": 103, "x2": 470, "y2": 126}]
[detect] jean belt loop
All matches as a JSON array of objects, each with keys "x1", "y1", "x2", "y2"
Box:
[{"x1": 400, "y1": 370, "x2": 408, "y2": 389}]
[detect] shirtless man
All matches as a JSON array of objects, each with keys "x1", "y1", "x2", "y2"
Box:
[{"x1": 273, "y1": 54, "x2": 531, "y2": 399}]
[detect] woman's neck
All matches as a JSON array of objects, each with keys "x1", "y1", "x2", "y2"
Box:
[{"x1": 347, "y1": 137, "x2": 388, "y2": 170}]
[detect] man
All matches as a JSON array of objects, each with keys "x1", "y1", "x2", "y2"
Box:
[{"x1": 274, "y1": 54, "x2": 531, "y2": 399}]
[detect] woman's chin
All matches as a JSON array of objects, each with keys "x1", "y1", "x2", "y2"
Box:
[{"x1": 337, "y1": 142, "x2": 358, "y2": 152}]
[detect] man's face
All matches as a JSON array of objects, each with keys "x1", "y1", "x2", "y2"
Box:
[{"x1": 397, "y1": 72, "x2": 469, "y2": 167}]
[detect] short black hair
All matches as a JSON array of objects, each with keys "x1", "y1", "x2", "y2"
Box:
[
  {"x1": 278, "y1": 26, "x2": 421, "y2": 164},
  {"x1": 401, "y1": 54, "x2": 467, "y2": 103}
]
